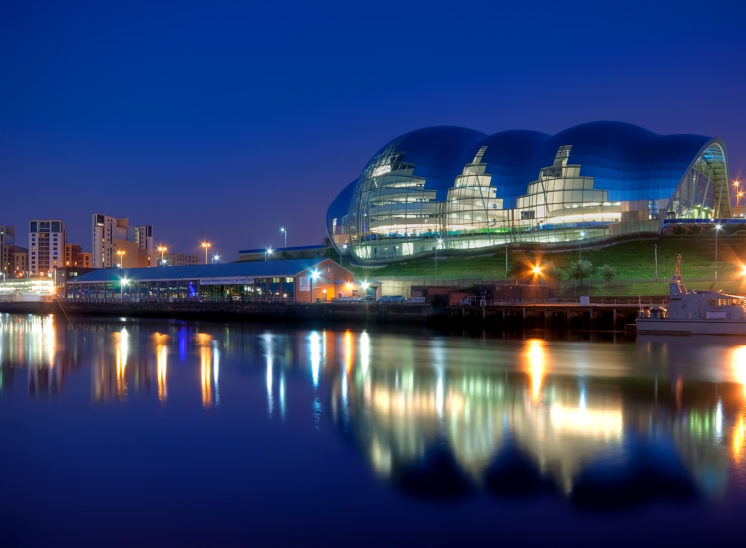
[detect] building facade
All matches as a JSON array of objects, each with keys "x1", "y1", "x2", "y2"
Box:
[
  {"x1": 238, "y1": 244, "x2": 328, "y2": 262},
  {"x1": 135, "y1": 225, "x2": 156, "y2": 266},
  {"x1": 327, "y1": 122, "x2": 731, "y2": 264},
  {"x1": 7, "y1": 246, "x2": 28, "y2": 278},
  {"x1": 64, "y1": 243, "x2": 92, "y2": 268},
  {"x1": 92, "y1": 214, "x2": 129, "y2": 269},
  {"x1": 0, "y1": 225, "x2": 15, "y2": 280},
  {"x1": 28, "y1": 219, "x2": 65, "y2": 276},
  {"x1": 65, "y1": 258, "x2": 354, "y2": 304},
  {"x1": 164, "y1": 252, "x2": 201, "y2": 266}
]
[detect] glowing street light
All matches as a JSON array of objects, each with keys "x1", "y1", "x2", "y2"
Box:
[
  {"x1": 265, "y1": 247, "x2": 273, "y2": 262},
  {"x1": 280, "y1": 226, "x2": 287, "y2": 249},
  {"x1": 735, "y1": 180, "x2": 741, "y2": 207},
  {"x1": 715, "y1": 223, "x2": 723, "y2": 281},
  {"x1": 116, "y1": 249, "x2": 125, "y2": 268},
  {"x1": 212, "y1": 254, "x2": 220, "y2": 264},
  {"x1": 120, "y1": 277, "x2": 129, "y2": 301},
  {"x1": 157, "y1": 245, "x2": 167, "y2": 265},
  {"x1": 579, "y1": 230, "x2": 586, "y2": 261},
  {"x1": 310, "y1": 269, "x2": 320, "y2": 303},
  {"x1": 201, "y1": 241, "x2": 212, "y2": 265}
]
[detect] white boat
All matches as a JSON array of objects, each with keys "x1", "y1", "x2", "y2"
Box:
[{"x1": 637, "y1": 254, "x2": 746, "y2": 335}]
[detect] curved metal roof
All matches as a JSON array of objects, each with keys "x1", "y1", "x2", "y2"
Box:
[{"x1": 328, "y1": 121, "x2": 725, "y2": 219}]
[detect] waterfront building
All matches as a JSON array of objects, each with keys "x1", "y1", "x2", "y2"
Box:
[
  {"x1": 0, "y1": 277, "x2": 56, "y2": 301},
  {"x1": 238, "y1": 244, "x2": 328, "y2": 262},
  {"x1": 135, "y1": 225, "x2": 156, "y2": 266},
  {"x1": 64, "y1": 243, "x2": 92, "y2": 268},
  {"x1": 327, "y1": 122, "x2": 731, "y2": 264},
  {"x1": 164, "y1": 252, "x2": 201, "y2": 266},
  {"x1": 65, "y1": 258, "x2": 354, "y2": 304},
  {"x1": 28, "y1": 219, "x2": 65, "y2": 276},
  {"x1": 92, "y1": 214, "x2": 129, "y2": 268}
]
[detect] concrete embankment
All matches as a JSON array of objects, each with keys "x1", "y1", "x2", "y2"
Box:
[
  {"x1": 0, "y1": 299, "x2": 644, "y2": 334},
  {"x1": 0, "y1": 300, "x2": 442, "y2": 326}
]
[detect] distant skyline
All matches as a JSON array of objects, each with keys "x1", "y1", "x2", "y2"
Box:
[{"x1": 2, "y1": 0, "x2": 746, "y2": 261}]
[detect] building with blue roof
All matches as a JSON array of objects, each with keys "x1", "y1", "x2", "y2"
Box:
[
  {"x1": 327, "y1": 122, "x2": 731, "y2": 264},
  {"x1": 65, "y1": 258, "x2": 355, "y2": 303}
]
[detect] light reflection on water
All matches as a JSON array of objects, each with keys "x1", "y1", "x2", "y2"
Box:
[{"x1": 2, "y1": 313, "x2": 746, "y2": 539}]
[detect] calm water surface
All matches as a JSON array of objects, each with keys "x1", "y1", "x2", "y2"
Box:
[{"x1": 2, "y1": 313, "x2": 746, "y2": 545}]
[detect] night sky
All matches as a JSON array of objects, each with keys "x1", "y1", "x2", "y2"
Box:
[{"x1": 2, "y1": 0, "x2": 745, "y2": 261}]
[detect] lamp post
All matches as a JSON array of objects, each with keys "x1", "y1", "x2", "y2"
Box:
[
  {"x1": 310, "y1": 269, "x2": 320, "y2": 303},
  {"x1": 212, "y1": 254, "x2": 220, "y2": 264},
  {"x1": 434, "y1": 238, "x2": 443, "y2": 281},
  {"x1": 116, "y1": 249, "x2": 125, "y2": 268},
  {"x1": 715, "y1": 223, "x2": 722, "y2": 280},
  {"x1": 157, "y1": 245, "x2": 167, "y2": 265},
  {"x1": 280, "y1": 226, "x2": 287, "y2": 250},
  {"x1": 201, "y1": 241, "x2": 211, "y2": 264},
  {"x1": 578, "y1": 231, "x2": 585, "y2": 261},
  {"x1": 121, "y1": 278, "x2": 129, "y2": 301},
  {"x1": 265, "y1": 247, "x2": 273, "y2": 262},
  {"x1": 340, "y1": 243, "x2": 348, "y2": 265}
]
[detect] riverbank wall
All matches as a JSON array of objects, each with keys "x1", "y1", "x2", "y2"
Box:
[{"x1": 0, "y1": 299, "x2": 647, "y2": 334}]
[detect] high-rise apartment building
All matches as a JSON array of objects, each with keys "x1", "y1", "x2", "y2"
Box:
[
  {"x1": 92, "y1": 214, "x2": 129, "y2": 268},
  {"x1": 135, "y1": 225, "x2": 156, "y2": 266},
  {"x1": 28, "y1": 219, "x2": 65, "y2": 276}
]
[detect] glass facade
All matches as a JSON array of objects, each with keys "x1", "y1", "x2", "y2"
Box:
[{"x1": 327, "y1": 122, "x2": 730, "y2": 264}]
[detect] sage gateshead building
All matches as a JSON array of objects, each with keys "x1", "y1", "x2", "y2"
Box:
[{"x1": 326, "y1": 122, "x2": 731, "y2": 264}]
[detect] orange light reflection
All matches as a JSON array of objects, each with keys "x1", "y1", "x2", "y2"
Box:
[
  {"x1": 200, "y1": 345, "x2": 212, "y2": 408},
  {"x1": 524, "y1": 339, "x2": 546, "y2": 402}
]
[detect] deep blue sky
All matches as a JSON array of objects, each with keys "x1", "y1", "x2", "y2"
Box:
[{"x1": 2, "y1": 0, "x2": 745, "y2": 260}]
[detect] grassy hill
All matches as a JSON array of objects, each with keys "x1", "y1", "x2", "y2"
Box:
[{"x1": 338, "y1": 232, "x2": 746, "y2": 296}]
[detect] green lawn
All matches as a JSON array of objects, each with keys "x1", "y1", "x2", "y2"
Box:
[{"x1": 337, "y1": 233, "x2": 746, "y2": 296}]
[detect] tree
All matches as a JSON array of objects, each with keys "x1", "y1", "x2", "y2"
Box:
[
  {"x1": 598, "y1": 264, "x2": 615, "y2": 282},
  {"x1": 569, "y1": 259, "x2": 593, "y2": 281}
]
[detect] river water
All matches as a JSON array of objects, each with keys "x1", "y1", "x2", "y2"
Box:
[{"x1": 1, "y1": 313, "x2": 745, "y2": 545}]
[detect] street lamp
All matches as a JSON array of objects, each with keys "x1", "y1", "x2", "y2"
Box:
[
  {"x1": 212, "y1": 254, "x2": 220, "y2": 264},
  {"x1": 310, "y1": 269, "x2": 320, "y2": 303},
  {"x1": 434, "y1": 238, "x2": 444, "y2": 281},
  {"x1": 121, "y1": 278, "x2": 129, "y2": 301},
  {"x1": 201, "y1": 241, "x2": 211, "y2": 264},
  {"x1": 265, "y1": 247, "x2": 273, "y2": 262},
  {"x1": 578, "y1": 231, "x2": 585, "y2": 261},
  {"x1": 157, "y1": 245, "x2": 167, "y2": 265},
  {"x1": 116, "y1": 249, "x2": 125, "y2": 268},
  {"x1": 715, "y1": 223, "x2": 723, "y2": 281},
  {"x1": 735, "y1": 180, "x2": 741, "y2": 207},
  {"x1": 280, "y1": 226, "x2": 287, "y2": 249},
  {"x1": 340, "y1": 243, "x2": 348, "y2": 265}
]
